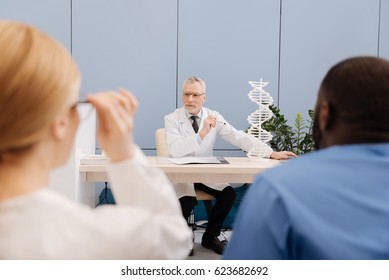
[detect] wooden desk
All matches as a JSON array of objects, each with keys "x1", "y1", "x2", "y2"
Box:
[{"x1": 79, "y1": 156, "x2": 281, "y2": 184}]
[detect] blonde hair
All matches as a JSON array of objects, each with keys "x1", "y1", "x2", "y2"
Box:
[{"x1": 0, "y1": 20, "x2": 80, "y2": 154}]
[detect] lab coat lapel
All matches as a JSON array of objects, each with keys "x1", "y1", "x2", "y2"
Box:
[{"x1": 178, "y1": 107, "x2": 196, "y2": 136}]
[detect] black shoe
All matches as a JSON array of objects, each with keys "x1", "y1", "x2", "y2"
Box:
[{"x1": 201, "y1": 235, "x2": 225, "y2": 255}]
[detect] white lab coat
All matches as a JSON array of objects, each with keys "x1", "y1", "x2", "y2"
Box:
[
  {"x1": 0, "y1": 146, "x2": 192, "y2": 259},
  {"x1": 164, "y1": 106, "x2": 272, "y2": 198}
]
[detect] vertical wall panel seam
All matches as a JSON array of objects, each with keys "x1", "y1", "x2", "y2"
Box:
[
  {"x1": 277, "y1": 0, "x2": 283, "y2": 108},
  {"x1": 70, "y1": 0, "x2": 73, "y2": 55},
  {"x1": 175, "y1": 0, "x2": 180, "y2": 109},
  {"x1": 377, "y1": 0, "x2": 382, "y2": 57}
]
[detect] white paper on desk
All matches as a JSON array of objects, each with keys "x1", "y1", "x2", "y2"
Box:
[
  {"x1": 167, "y1": 157, "x2": 222, "y2": 165},
  {"x1": 80, "y1": 155, "x2": 109, "y2": 165}
]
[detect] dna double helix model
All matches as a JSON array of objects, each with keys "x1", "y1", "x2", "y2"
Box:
[{"x1": 247, "y1": 79, "x2": 273, "y2": 160}]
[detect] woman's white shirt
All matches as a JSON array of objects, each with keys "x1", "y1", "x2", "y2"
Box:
[{"x1": 0, "y1": 146, "x2": 191, "y2": 259}]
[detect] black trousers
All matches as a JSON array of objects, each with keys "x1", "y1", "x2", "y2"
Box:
[{"x1": 179, "y1": 183, "x2": 236, "y2": 237}]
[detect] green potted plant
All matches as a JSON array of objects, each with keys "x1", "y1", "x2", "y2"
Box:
[{"x1": 262, "y1": 105, "x2": 315, "y2": 155}]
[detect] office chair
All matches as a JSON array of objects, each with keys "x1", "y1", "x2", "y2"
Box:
[
  {"x1": 155, "y1": 128, "x2": 215, "y2": 255},
  {"x1": 155, "y1": 128, "x2": 215, "y2": 204},
  {"x1": 155, "y1": 128, "x2": 213, "y2": 191}
]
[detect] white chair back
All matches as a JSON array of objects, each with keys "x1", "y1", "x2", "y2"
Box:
[{"x1": 155, "y1": 128, "x2": 169, "y2": 157}]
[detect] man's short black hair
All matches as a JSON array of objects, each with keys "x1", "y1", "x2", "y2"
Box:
[{"x1": 320, "y1": 56, "x2": 389, "y2": 134}]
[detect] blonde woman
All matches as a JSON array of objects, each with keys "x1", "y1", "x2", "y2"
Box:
[{"x1": 0, "y1": 20, "x2": 191, "y2": 259}]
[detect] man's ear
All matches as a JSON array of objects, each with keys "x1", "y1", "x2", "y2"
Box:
[
  {"x1": 319, "y1": 101, "x2": 335, "y2": 131},
  {"x1": 50, "y1": 113, "x2": 69, "y2": 141}
]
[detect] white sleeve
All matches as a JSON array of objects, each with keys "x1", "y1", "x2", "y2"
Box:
[
  {"x1": 100, "y1": 145, "x2": 192, "y2": 259},
  {"x1": 246, "y1": 134, "x2": 273, "y2": 158},
  {"x1": 106, "y1": 145, "x2": 181, "y2": 209},
  {"x1": 215, "y1": 112, "x2": 273, "y2": 158}
]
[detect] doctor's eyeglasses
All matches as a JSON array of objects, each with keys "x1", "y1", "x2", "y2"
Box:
[{"x1": 182, "y1": 92, "x2": 205, "y2": 99}]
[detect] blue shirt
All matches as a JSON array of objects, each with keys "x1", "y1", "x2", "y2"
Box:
[{"x1": 223, "y1": 143, "x2": 389, "y2": 259}]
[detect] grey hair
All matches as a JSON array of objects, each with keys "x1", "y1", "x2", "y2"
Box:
[{"x1": 183, "y1": 76, "x2": 206, "y2": 93}]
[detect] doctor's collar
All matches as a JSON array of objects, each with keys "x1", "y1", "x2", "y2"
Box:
[{"x1": 184, "y1": 108, "x2": 203, "y2": 120}]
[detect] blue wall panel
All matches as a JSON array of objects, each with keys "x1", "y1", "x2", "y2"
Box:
[
  {"x1": 0, "y1": 0, "x2": 71, "y2": 50},
  {"x1": 279, "y1": 0, "x2": 380, "y2": 125},
  {"x1": 1, "y1": 0, "x2": 384, "y2": 155},
  {"x1": 178, "y1": 0, "x2": 281, "y2": 152},
  {"x1": 379, "y1": 0, "x2": 389, "y2": 59},
  {"x1": 72, "y1": 0, "x2": 178, "y2": 150}
]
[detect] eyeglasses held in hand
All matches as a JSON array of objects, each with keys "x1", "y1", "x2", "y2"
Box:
[{"x1": 73, "y1": 100, "x2": 93, "y2": 121}]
